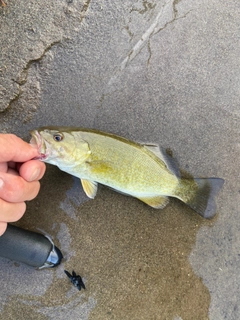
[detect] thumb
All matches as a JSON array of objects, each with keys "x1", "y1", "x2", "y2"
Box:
[{"x1": 0, "y1": 134, "x2": 39, "y2": 162}]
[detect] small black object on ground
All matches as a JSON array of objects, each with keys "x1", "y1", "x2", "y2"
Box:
[{"x1": 64, "y1": 270, "x2": 86, "y2": 291}]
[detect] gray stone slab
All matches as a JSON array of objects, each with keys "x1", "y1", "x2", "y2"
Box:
[{"x1": 0, "y1": 0, "x2": 239, "y2": 319}]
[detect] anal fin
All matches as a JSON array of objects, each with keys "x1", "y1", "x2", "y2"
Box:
[
  {"x1": 81, "y1": 179, "x2": 98, "y2": 199},
  {"x1": 137, "y1": 195, "x2": 169, "y2": 209}
]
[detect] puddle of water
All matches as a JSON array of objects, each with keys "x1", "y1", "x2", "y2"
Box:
[
  {"x1": 78, "y1": 187, "x2": 211, "y2": 320},
  {"x1": 2, "y1": 164, "x2": 212, "y2": 319}
]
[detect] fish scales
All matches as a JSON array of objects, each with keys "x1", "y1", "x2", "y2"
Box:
[
  {"x1": 30, "y1": 127, "x2": 224, "y2": 218},
  {"x1": 78, "y1": 130, "x2": 178, "y2": 196}
]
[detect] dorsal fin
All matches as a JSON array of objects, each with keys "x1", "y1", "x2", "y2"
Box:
[
  {"x1": 143, "y1": 144, "x2": 163, "y2": 159},
  {"x1": 143, "y1": 144, "x2": 180, "y2": 177}
]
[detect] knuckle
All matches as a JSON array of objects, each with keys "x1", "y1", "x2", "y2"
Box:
[
  {"x1": 0, "y1": 175, "x2": 41, "y2": 203},
  {"x1": 5, "y1": 178, "x2": 25, "y2": 201}
]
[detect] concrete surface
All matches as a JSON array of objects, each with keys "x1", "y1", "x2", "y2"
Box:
[{"x1": 0, "y1": 0, "x2": 239, "y2": 319}]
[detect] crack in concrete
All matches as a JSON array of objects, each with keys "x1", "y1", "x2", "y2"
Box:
[
  {"x1": 23, "y1": 40, "x2": 62, "y2": 83},
  {"x1": 108, "y1": 0, "x2": 178, "y2": 85},
  {"x1": 147, "y1": 38, "x2": 152, "y2": 66},
  {"x1": 120, "y1": 0, "x2": 175, "y2": 70},
  {"x1": 107, "y1": 0, "x2": 192, "y2": 84},
  {"x1": 130, "y1": 0, "x2": 156, "y2": 15},
  {"x1": 173, "y1": 0, "x2": 181, "y2": 16},
  {"x1": 145, "y1": 0, "x2": 183, "y2": 65},
  {"x1": 3, "y1": 40, "x2": 62, "y2": 113},
  {"x1": 80, "y1": 0, "x2": 91, "y2": 22},
  {"x1": 1, "y1": 0, "x2": 90, "y2": 114},
  {"x1": 123, "y1": 25, "x2": 134, "y2": 42}
]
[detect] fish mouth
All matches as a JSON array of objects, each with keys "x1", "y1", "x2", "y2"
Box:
[{"x1": 30, "y1": 130, "x2": 49, "y2": 160}]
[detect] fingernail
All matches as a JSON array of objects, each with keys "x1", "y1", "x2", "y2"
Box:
[
  {"x1": 30, "y1": 168, "x2": 41, "y2": 181},
  {"x1": 0, "y1": 178, "x2": 4, "y2": 189}
]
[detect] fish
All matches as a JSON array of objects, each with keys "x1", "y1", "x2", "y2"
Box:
[{"x1": 30, "y1": 126, "x2": 224, "y2": 219}]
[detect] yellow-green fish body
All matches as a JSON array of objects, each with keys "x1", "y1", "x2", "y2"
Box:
[{"x1": 30, "y1": 127, "x2": 224, "y2": 218}]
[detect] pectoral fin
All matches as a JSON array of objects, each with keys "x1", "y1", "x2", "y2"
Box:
[
  {"x1": 137, "y1": 195, "x2": 169, "y2": 209},
  {"x1": 81, "y1": 179, "x2": 98, "y2": 199}
]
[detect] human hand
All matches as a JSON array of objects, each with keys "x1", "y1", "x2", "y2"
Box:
[{"x1": 0, "y1": 134, "x2": 46, "y2": 235}]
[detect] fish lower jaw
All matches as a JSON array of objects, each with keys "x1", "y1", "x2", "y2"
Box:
[
  {"x1": 33, "y1": 153, "x2": 49, "y2": 161},
  {"x1": 40, "y1": 153, "x2": 49, "y2": 160}
]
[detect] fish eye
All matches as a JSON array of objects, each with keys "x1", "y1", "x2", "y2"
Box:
[{"x1": 53, "y1": 133, "x2": 64, "y2": 142}]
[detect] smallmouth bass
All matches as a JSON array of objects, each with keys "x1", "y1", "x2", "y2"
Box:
[{"x1": 30, "y1": 127, "x2": 224, "y2": 219}]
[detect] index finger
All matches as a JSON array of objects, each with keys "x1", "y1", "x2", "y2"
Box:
[{"x1": 0, "y1": 134, "x2": 39, "y2": 162}]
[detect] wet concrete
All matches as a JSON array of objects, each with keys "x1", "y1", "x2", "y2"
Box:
[
  {"x1": 0, "y1": 0, "x2": 239, "y2": 319},
  {"x1": 1, "y1": 168, "x2": 211, "y2": 320}
]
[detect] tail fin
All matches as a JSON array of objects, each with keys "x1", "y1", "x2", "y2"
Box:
[{"x1": 176, "y1": 178, "x2": 224, "y2": 219}]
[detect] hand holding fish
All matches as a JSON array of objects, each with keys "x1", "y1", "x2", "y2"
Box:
[{"x1": 0, "y1": 134, "x2": 46, "y2": 236}]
